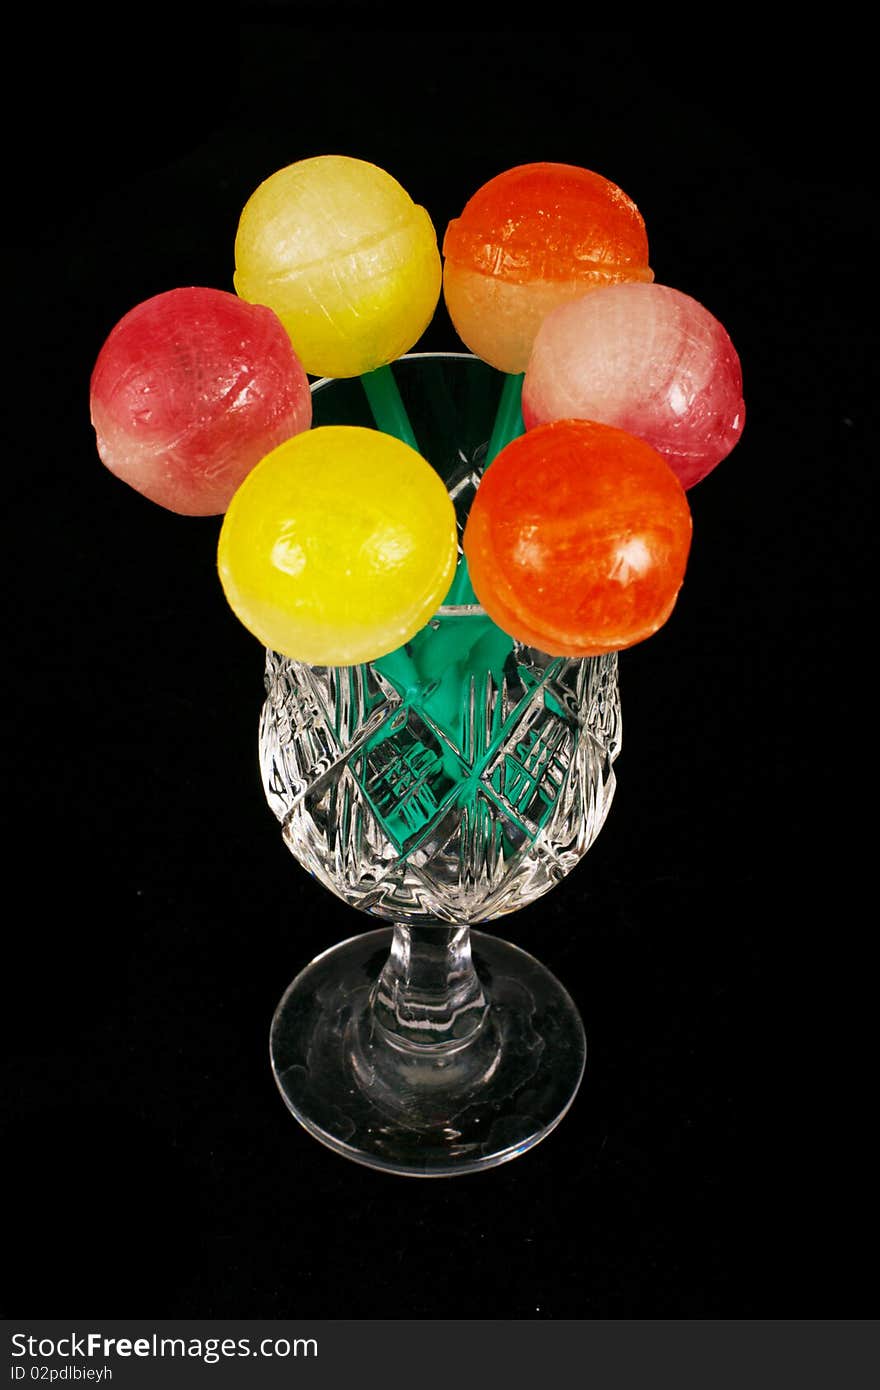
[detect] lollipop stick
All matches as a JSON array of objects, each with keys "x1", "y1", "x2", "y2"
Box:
[
  {"x1": 360, "y1": 364, "x2": 420, "y2": 450},
  {"x1": 485, "y1": 371, "x2": 525, "y2": 468},
  {"x1": 444, "y1": 371, "x2": 525, "y2": 606}
]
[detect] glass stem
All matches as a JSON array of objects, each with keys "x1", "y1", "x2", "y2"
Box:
[{"x1": 370, "y1": 924, "x2": 488, "y2": 1050}]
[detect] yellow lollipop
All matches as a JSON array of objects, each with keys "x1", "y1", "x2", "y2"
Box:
[
  {"x1": 234, "y1": 155, "x2": 442, "y2": 380},
  {"x1": 217, "y1": 426, "x2": 457, "y2": 666}
]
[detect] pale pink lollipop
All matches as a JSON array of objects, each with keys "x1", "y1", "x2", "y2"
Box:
[{"x1": 522, "y1": 282, "x2": 745, "y2": 489}]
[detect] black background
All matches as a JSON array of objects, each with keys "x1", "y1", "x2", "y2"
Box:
[{"x1": 2, "y1": 21, "x2": 870, "y2": 1318}]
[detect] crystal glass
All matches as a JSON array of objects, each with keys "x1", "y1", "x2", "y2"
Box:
[{"x1": 263, "y1": 353, "x2": 622, "y2": 1176}]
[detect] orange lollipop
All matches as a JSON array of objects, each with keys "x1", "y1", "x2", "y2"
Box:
[
  {"x1": 463, "y1": 419, "x2": 692, "y2": 656},
  {"x1": 443, "y1": 162, "x2": 653, "y2": 374}
]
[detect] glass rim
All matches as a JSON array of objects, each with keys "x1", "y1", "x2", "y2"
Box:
[{"x1": 309, "y1": 351, "x2": 484, "y2": 393}]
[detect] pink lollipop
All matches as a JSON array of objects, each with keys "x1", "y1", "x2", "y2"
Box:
[
  {"x1": 90, "y1": 287, "x2": 312, "y2": 515},
  {"x1": 522, "y1": 282, "x2": 744, "y2": 489}
]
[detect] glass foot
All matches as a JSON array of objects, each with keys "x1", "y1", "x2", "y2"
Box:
[{"x1": 270, "y1": 927, "x2": 586, "y2": 1177}]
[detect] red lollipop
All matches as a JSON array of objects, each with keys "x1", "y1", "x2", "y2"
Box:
[
  {"x1": 90, "y1": 287, "x2": 312, "y2": 515},
  {"x1": 463, "y1": 419, "x2": 692, "y2": 656}
]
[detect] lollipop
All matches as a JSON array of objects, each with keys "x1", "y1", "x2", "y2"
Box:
[
  {"x1": 218, "y1": 426, "x2": 457, "y2": 666},
  {"x1": 522, "y1": 282, "x2": 745, "y2": 489},
  {"x1": 234, "y1": 155, "x2": 441, "y2": 382},
  {"x1": 463, "y1": 419, "x2": 692, "y2": 656},
  {"x1": 443, "y1": 162, "x2": 653, "y2": 376},
  {"x1": 90, "y1": 287, "x2": 312, "y2": 516}
]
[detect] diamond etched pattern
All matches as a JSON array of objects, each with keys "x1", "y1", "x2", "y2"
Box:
[
  {"x1": 259, "y1": 353, "x2": 623, "y2": 925},
  {"x1": 260, "y1": 635, "x2": 621, "y2": 924}
]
